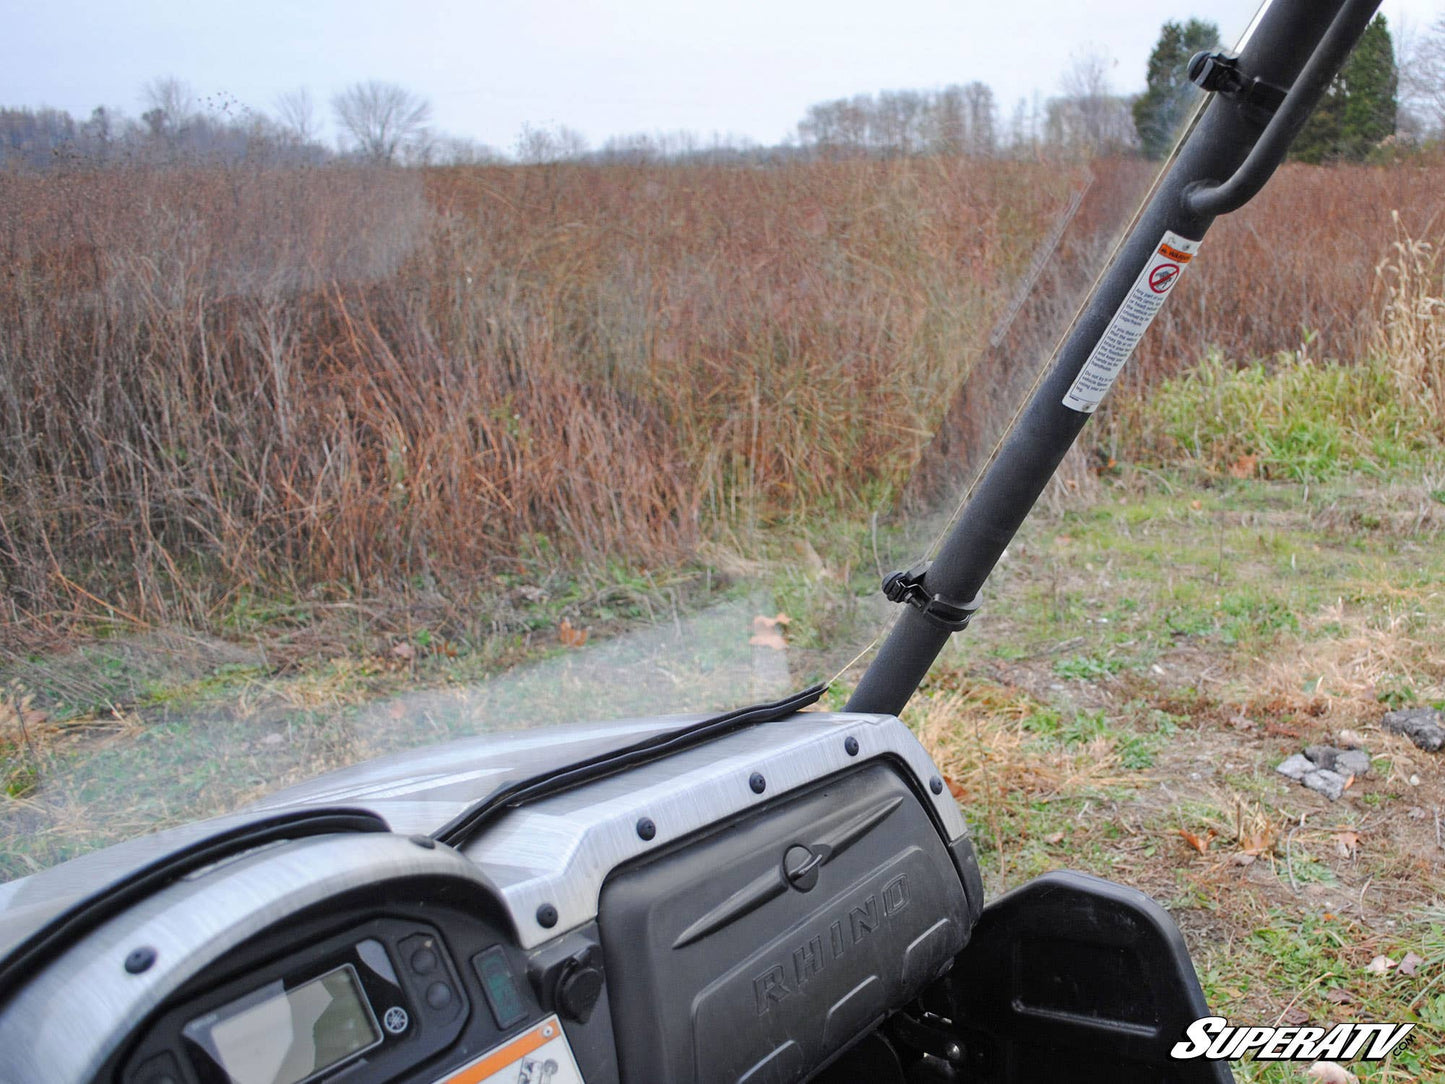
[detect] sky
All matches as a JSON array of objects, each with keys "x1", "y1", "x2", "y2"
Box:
[{"x1": 2, "y1": 0, "x2": 1440, "y2": 153}]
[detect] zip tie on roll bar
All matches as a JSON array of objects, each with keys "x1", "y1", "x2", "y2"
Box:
[
  {"x1": 882, "y1": 562, "x2": 981, "y2": 633},
  {"x1": 1187, "y1": 51, "x2": 1288, "y2": 116}
]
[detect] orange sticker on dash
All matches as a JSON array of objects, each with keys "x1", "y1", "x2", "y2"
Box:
[{"x1": 434, "y1": 1020, "x2": 553, "y2": 1084}]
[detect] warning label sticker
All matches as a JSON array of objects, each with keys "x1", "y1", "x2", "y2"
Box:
[
  {"x1": 1063, "y1": 230, "x2": 1201, "y2": 414},
  {"x1": 432, "y1": 1016, "x2": 584, "y2": 1084}
]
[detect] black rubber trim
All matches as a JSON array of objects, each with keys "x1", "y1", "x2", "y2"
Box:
[
  {"x1": 433, "y1": 683, "x2": 828, "y2": 848},
  {"x1": 0, "y1": 807, "x2": 388, "y2": 1007}
]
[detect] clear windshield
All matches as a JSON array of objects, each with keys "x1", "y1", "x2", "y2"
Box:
[{"x1": 0, "y1": 2, "x2": 1268, "y2": 880}]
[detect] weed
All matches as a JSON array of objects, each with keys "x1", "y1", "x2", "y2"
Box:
[{"x1": 1054, "y1": 654, "x2": 1125, "y2": 681}]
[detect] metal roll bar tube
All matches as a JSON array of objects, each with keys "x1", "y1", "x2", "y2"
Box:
[{"x1": 847, "y1": 0, "x2": 1382, "y2": 717}]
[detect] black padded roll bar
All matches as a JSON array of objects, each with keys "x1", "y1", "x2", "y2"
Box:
[{"x1": 848, "y1": 0, "x2": 1382, "y2": 716}]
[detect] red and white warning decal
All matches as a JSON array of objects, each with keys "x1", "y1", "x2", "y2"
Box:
[
  {"x1": 1063, "y1": 230, "x2": 1200, "y2": 414},
  {"x1": 431, "y1": 1016, "x2": 584, "y2": 1084}
]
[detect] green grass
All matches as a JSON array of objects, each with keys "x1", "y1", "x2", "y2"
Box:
[
  {"x1": 1202, "y1": 912, "x2": 1445, "y2": 1082},
  {"x1": 918, "y1": 339, "x2": 1445, "y2": 1079},
  {"x1": 1128, "y1": 349, "x2": 1438, "y2": 483}
]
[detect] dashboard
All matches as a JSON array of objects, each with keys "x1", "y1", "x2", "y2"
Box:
[{"x1": 0, "y1": 711, "x2": 983, "y2": 1084}]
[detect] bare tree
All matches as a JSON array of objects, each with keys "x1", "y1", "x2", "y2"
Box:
[
  {"x1": 797, "y1": 97, "x2": 871, "y2": 156},
  {"x1": 1050, "y1": 47, "x2": 1137, "y2": 154},
  {"x1": 798, "y1": 85, "x2": 999, "y2": 159},
  {"x1": 877, "y1": 90, "x2": 926, "y2": 155},
  {"x1": 332, "y1": 81, "x2": 432, "y2": 163},
  {"x1": 514, "y1": 122, "x2": 589, "y2": 164},
  {"x1": 1399, "y1": 15, "x2": 1445, "y2": 138},
  {"x1": 432, "y1": 135, "x2": 502, "y2": 165},
  {"x1": 141, "y1": 76, "x2": 196, "y2": 137},
  {"x1": 963, "y1": 82, "x2": 997, "y2": 154},
  {"x1": 275, "y1": 87, "x2": 319, "y2": 144}
]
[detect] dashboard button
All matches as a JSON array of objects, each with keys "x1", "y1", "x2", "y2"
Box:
[
  {"x1": 411, "y1": 947, "x2": 439, "y2": 974},
  {"x1": 426, "y1": 982, "x2": 453, "y2": 1010}
]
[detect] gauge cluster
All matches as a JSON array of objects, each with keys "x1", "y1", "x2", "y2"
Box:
[{"x1": 123, "y1": 916, "x2": 477, "y2": 1084}]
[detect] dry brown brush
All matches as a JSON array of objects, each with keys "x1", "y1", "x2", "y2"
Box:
[
  {"x1": 0, "y1": 157, "x2": 1079, "y2": 643},
  {"x1": 3, "y1": 156, "x2": 1442, "y2": 648}
]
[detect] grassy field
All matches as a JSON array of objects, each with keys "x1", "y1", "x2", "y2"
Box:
[
  {"x1": 13, "y1": 342, "x2": 1444, "y2": 1081},
  {"x1": 2, "y1": 156, "x2": 1443, "y2": 651},
  {"x1": 899, "y1": 339, "x2": 1445, "y2": 1080},
  {"x1": 2, "y1": 154, "x2": 1444, "y2": 1078}
]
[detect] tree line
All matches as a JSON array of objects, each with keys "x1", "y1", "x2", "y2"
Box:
[
  {"x1": 0, "y1": 78, "x2": 498, "y2": 171},
  {"x1": 795, "y1": 15, "x2": 1417, "y2": 163},
  {"x1": 1, "y1": 14, "x2": 1434, "y2": 172}
]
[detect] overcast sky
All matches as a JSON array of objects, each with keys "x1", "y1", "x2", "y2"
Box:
[{"x1": 2, "y1": 0, "x2": 1439, "y2": 153}]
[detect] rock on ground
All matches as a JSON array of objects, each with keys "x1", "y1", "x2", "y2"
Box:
[
  {"x1": 1301, "y1": 769, "x2": 1349, "y2": 801},
  {"x1": 1276, "y1": 753, "x2": 1314, "y2": 781},
  {"x1": 1381, "y1": 707, "x2": 1445, "y2": 752},
  {"x1": 1276, "y1": 746, "x2": 1370, "y2": 800}
]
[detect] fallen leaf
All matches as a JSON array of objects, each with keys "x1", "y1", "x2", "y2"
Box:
[
  {"x1": 943, "y1": 776, "x2": 966, "y2": 800},
  {"x1": 559, "y1": 618, "x2": 589, "y2": 648},
  {"x1": 1239, "y1": 829, "x2": 1276, "y2": 857},
  {"x1": 751, "y1": 612, "x2": 792, "y2": 630},
  {"x1": 1190, "y1": 499, "x2": 1203, "y2": 510},
  {"x1": 1399, "y1": 951, "x2": 1425, "y2": 976},
  {"x1": 1228, "y1": 453, "x2": 1258, "y2": 479},
  {"x1": 1045, "y1": 831, "x2": 1066, "y2": 844},
  {"x1": 1180, "y1": 827, "x2": 1216, "y2": 854},
  {"x1": 749, "y1": 630, "x2": 786, "y2": 650},
  {"x1": 1324, "y1": 988, "x2": 1353, "y2": 1005},
  {"x1": 1333, "y1": 830, "x2": 1360, "y2": 858},
  {"x1": 390, "y1": 642, "x2": 415, "y2": 660},
  {"x1": 1305, "y1": 1063, "x2": 1357, "y2": 1084},
  {"x1": 1282, "y1": 1006, "x2": 1310, "y2": 1025},
  {"x1": 1365, "y1": 955, "x2": 1396, "y2": 974},
  {"x1": 1233, "y1": 853, "x2": 1257, "y2": 866}
]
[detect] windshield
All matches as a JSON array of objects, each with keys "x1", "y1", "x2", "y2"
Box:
[{"x1": 0, "y1": 2, "x2": 1274, "y2": 880}]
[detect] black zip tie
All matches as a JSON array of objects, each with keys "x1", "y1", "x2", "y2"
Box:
[
  {"x1": 1188, "y1": 51, "x2": 1288, "y2": 116},
  {"x1": 882, "y1": 562, "x2": 981, "y2": 633}
]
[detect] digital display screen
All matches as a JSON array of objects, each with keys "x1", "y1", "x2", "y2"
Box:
[
  {"x1": 185, "y1": 964, "x2": 382, "y2": 1084},
  {"x1": 476, "y1": 946, "x2": 527, "y2": 1028}
]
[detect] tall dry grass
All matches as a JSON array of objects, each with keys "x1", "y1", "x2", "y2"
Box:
[
  {"x1": 1136, "y1": 159, "x2": 1445, "y2": 384},
  {"x1": 2, "y1": 155, "x2": 1441, "y2": 647},
  {"x1": 0, "y1": 157, "x2": 1079, "y2": 643},
  {"x1": 1374, "y1": 211, "x2": 1445, "y2": 415}
]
